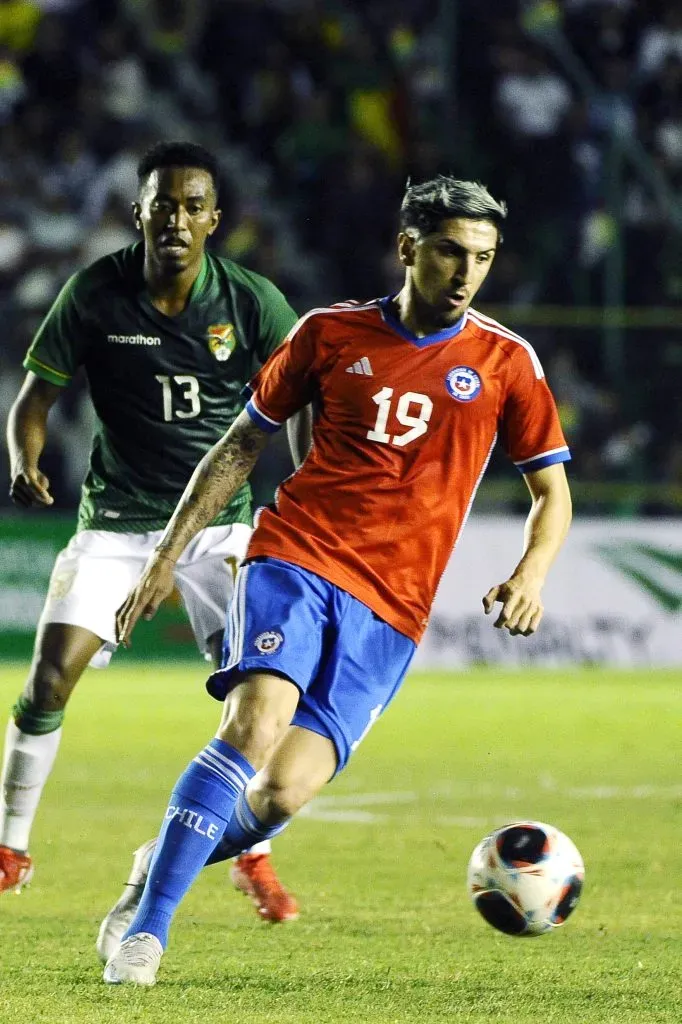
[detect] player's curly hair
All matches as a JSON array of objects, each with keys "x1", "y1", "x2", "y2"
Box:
[
  {"x1": 137, "y1": 141, "x2": 220, "y2": 197},
  {"x1": 400, "y1": 176, "x2": 507, "y2": 240}
]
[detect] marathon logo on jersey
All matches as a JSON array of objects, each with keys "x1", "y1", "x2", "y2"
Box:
[
  {"x1": 445, "y1": 366, "x2": 483, "y2": 402},
  {"x1": 107, "y1": 334, "x2": 161, "y2": 346},
  {"x1": 254, "y1": 630, "x2": 284, "y2": 655},
  {"x1": 207, "y1": 322, "x2": 237, "y2": 362}
]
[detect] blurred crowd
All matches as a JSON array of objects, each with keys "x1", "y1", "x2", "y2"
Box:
[{"x1": 0, "y1": 0, "x2": 681, "y2": 512}]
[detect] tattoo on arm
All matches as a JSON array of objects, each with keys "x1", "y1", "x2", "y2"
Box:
[{"x1": 156, "y1": 411, "x2": 270, "y2": 559}]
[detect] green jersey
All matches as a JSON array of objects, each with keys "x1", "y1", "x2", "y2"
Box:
[{"x1": 24, "y1": 243, "x2": 298, "y2": 533}]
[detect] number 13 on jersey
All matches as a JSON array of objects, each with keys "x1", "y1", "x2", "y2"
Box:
[
  {"x1": 155, "y1": 374, "x2": 202, "y2": 421},
  {"x1": 367, "y1": 387, "x2": 433, "y2": 447}
]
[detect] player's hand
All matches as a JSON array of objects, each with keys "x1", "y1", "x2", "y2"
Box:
[
  {"x1": 482, "y1": 577, "x2": 544, "y2": 637},
  {"x1": 9, "y1": 464, "x2": 54, "y2": 508},
  {"x1": 116, "y1": 552, "x2": 176, "y2": 647}
]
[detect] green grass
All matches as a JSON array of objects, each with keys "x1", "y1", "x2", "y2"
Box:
[{"x1": 0, "y1": 664, "x2": 680, "y2": 1023}]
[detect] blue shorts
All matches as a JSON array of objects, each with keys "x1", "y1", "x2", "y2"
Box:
[{"x1": 206, "y1": 557, "x2": 416, "y2": 772}]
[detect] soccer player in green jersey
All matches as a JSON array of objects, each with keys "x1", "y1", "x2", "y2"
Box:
[{"x1": 2, "y1": 142, "x2": 303, "y2": 939}]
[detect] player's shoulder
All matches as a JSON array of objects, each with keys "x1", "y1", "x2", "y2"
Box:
[
  {"x1": 64, "y1": 244, "x2": 140, "y2": 305},
  {"x1": 206, "y1": 253, "x2": 287, "y2": 306},
  {"x1": 291, "y1": 298, "x2": 382, "y2": 335},
  {"x1": 466, "y1": 306, "x2": 544, "y2": 379}
]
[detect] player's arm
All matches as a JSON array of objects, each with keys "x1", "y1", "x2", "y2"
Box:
[
  {"x1": 6, "y1": 372, "x2": 63, "y2": 507},
  {"x1": 9, "y1": 271, "x2": 88, "y2": 507},
  {"x1": 482, "y1": 463, "x2": 572, "y2": 635},
  {"x1": 116, "y1": 410, "x2": 271, "y2": 645}
]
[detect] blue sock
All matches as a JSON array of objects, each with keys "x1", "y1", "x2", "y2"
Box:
[
  {"x1": 123, "y1": 738, "x2": 255, "y2": 948},
  {"x1": 204, "y1": 789, "x2": 290, "y2": 865}
]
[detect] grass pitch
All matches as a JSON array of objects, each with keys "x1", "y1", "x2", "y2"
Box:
[{"x1": 0, "y1": 663, "x2": 679, "y2": 1023}]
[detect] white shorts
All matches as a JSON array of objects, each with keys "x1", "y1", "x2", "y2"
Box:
[{"x1": 39, "y1": 525, "x2": 252, "y2": 668}]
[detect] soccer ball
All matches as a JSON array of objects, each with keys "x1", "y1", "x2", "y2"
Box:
[{"x1": 467, "y1": 820, "x2": 584, "y2": 936}]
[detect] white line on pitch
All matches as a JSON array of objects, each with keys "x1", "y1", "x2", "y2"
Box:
[
  {"x1": 299, "y1": 790, "x2": 418, "y2": 824},
  {"x1": 311, "y1": 791, "x2": 418, "y2": 807},
  {"x1": 298, "y1": 783, "x2": 681, "y2": 826}
]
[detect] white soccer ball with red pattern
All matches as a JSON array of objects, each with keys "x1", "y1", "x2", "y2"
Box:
[{"x1": 467, "y1": 821, "x2": 584, "y2": 936}]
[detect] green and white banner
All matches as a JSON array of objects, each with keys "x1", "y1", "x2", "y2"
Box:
[
  {"x1": 3, "y1": 515, "x2": 680, "y2": 667},
  {"x1": 0, "y1": 516, "x2": 197, "y2": 662},
  {"x1": 415, "y1": 518, "x2": 682, "y2": 668}
]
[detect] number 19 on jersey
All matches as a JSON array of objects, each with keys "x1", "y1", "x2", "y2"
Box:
[{"x1": 367, "y1": 387, "x2": 433, "y2": 447}]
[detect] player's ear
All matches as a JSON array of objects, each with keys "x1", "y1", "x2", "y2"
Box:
[
  {"x1": 208, "y1": 207, "x2": 222, "y2": 236},
  {"x1": 397, "y1": 232, "x2": 416, "y2": 267},
  {"x1": 132, "y1": 202, "x2": 142, "y2": 230}
]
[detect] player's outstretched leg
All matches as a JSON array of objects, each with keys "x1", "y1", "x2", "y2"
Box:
[
  {"x1": 103, "y1": 737, "x2": 257, "y2": 984},
  {"x1": 0, "y1": 624, "x2": 102, "y2": 894},
  {"x1": 97, "y1": 836, "x2": 298, "y2": 961},
  {"x1": 211, "y1": 727, "x2": 338, "y2": 927},
  {"x1": 202, "y1": 632, "x2": 298, "y2": 920},
  {"x1": 103, "y1": 673, "x2": 300, "y2": 984}
]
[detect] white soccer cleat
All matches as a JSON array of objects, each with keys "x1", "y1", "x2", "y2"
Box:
[
  {"x1": 102, "y1": 932, "x2": 163, "y2": 986},
  {"x1": 96, "y1": 838, "x2": 157, "y2": 962}
]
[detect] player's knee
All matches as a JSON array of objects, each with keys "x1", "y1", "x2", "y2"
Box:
[
  {"x1": 250, "y1": 773, "x2": 315, "y2": 822},
  {"x1": 12, "y1": 693, "x2": 65, "y2": 735},
  {"x1": 218, "y1": 696, "x2": 290, "y2": 764},
  {"x1": 26, "y1": 658, "x2": 79, "y2": 712}
]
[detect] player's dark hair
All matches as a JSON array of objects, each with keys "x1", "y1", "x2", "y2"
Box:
[
  {"x1": 137, "y1": 141, "x2": 220, "y2": 197},
  {"x1": 400, "y1": 176, "x2": 507, "y2": 240}
]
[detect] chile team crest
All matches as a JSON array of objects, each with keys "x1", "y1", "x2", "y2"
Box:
[
  {"x1": 445, "y1": 365, "x2": 482, "y2": 402},
  {"x1": 254, "y1": 630, "x2": 283, "y2": 654},
  {"x1": 207, "y1": 323, "x2": 236, "y2": 362}
]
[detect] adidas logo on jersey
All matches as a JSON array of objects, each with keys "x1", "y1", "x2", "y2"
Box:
[{"x1": 345, "y1": 357, "x2": 373, "y2": 376}]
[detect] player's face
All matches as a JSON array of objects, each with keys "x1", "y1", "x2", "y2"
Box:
[
  {"x1": 134, "y1": 167, "x2": 221, "y2": 273},
  {"x1": 399, "y1": 218, "x2": 499, "y2": 328}
]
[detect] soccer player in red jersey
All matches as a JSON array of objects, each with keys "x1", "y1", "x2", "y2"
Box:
[{"x1": 103, "y1": 176, "x2": 572, "y2": 985}]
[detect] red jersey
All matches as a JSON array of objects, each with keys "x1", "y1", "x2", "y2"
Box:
[{"x1": 244, "y1": 299, "x2": 570, "y2": 643}]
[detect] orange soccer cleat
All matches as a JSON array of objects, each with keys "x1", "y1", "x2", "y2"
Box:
[
  {"x1": 0, "y1": 845, "x2": 34, "y2": 894},
  {"x1": 231, "y1": 853, "x2": 299, "y2": 923}
]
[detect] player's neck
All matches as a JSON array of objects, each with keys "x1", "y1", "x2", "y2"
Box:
[
  {"x1": 393, "y1": 287, "x2": 448, "y2": 338},
  {"x1": 143, "y1": 255, "x2": 203, "y2": 317}
]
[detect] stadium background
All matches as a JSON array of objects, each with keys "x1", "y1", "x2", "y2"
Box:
[{"x1": 0, "y1": 0, "x2": 680, "y2": 662}]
